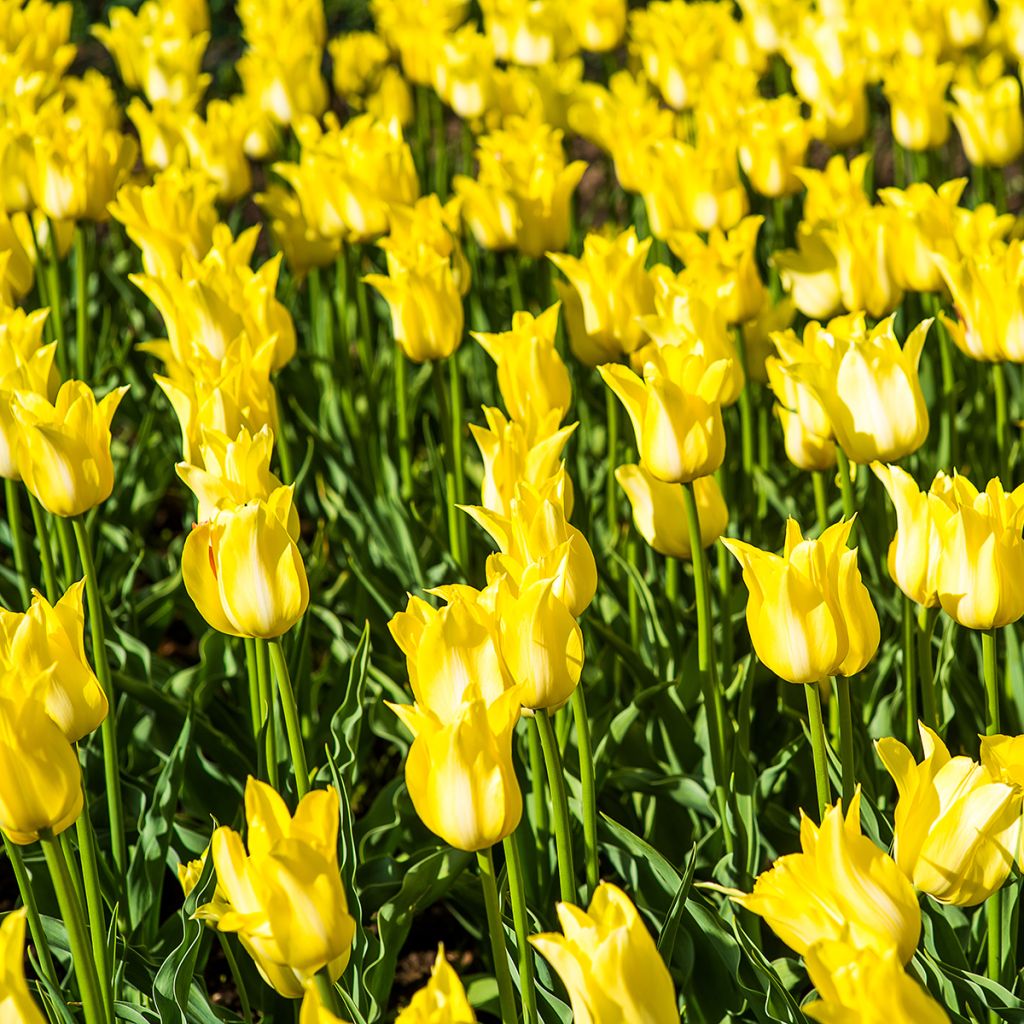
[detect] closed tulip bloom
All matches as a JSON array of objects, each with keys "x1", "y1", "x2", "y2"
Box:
[
  {"x1": 389, "y1": 686, "x2": 522, "y2": 851},
  {"x1": 548, "y1": 228, "x2": 655, "y2": 364},
  {"x1": 616, "y1": 465, "x2": 727, "y2": 561},
  {"x1": 395, "y1": 946, "x2": 476, "y2": 1023},
  {"x1": 872, "y1": 464, "x2": 946, "y2": 607},
  {"x1": 180, "y1": 100, "x2": 253, "y2": 203},
  {"x1": 724, "y1": 518, "x2": 879, "y2": 684},
  {"x1": 470, "y1": 407, "x2": 576, "y2": 518},
  {"x1": 883, "y1": 55, "x2": 954, "y2": 152},
  {"x1": 383, "y1": 196, "x2": 471, "y2": 297},
  {"x1": 0, "y1": 582, "x2": 107, "y2": 743},
  {"x1": 600, "y1": 350, "x2": 731, "y2": 484},
  {"x1": 328, "y1": 31, "x2": 390, "y2": 102},
  {"x1": 236, "y1": 42, "x2": 327, "y2": 128},
  {"x1": 196, "y1": 779, "x2": 356, "y2": 998},
  {"x1": 255, "y1": 185, "x2": 340, "y2": 278},
  {"x1": 730, "y1": 790, "x2": 920, "y2": 963},
  {"x1": 452, "y1": 176, "x2": 519, "y2": 252},
  {"x1": 473, "y1": 305, "x2": 571, "y2": 439},
  {"x1": 12, "y1": 381, "x2": 129, "y2": 517},
  {"x1": 876, "y1": 724, "x2": 1021, "y2": 907},
  {"x1": 0, "y1": 909, "x2": 47, "y2": 1024},
  {"x1": 930, "y1": 474, "x2": 1024, "y2": 630},
  {"x1": 388, "y1": 584, "x2": 510, "y2": 723},
  {"x1": 738, "y1": 95, "x2": 816, "y2": 198},
  {"x1": 567, "y1": 0, "x2": 626, "y2": 51},
  {"x1": 795, "y1": 314, "x2": 930, "y2": 464},
  {"x1": 820, "y1": 210, "x2": 904, "y2": 318},
  {"x1": 0, "y1": 676, "x2": 83, "y2": 845},
  {"x1": 773, "y1": 227, "x2": 842, "y2": 321},
  {"x1": 530, "y1": 882, "x2": 680, "y2": 1024},
  {"x1": 951, "y1": 57, "x2": 1024, "y2": 167},
  {"x1": 182, "y1": 485, "x2": 308, "y2": 639},
  {"x1": 804, "y1": 940, "x2": 950, "y2": 1024}
]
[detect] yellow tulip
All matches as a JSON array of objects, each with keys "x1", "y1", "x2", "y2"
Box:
[
  {"x1": 0, "y1": 673, "x2": 82, "y2": 845},
  {"x1": 328, "y1": 31, "x2": 390, "y2": 102},
  {"x1": 796, "y1": 155, "x2": 872, "y2": 231},
  {"x1": 395, "y1": 945, "x2": 476, "y2": 1023},
  {"x1": 299, "y1": 985, "x2": 351, "y2": 1024},
  {"x1": 181, "y1": 484, "x2": 308, "y2": 639},
  {"x1": 433, "y1": 25, "x2": 498, "y2": 121},
  {"x1": 470, "y1": 406, "x2": 576, "y2": 518},
  {"x1": 951, "y1": 56, "x2": 1024, "y2": 168},
  {"x1": 566, "y1": 0, "x2": 626, "y2": 52},
  {"x1": 599, "y1": 349, "x2": 732, "y2": 484},
  {"x1": 126, "y1": 98, "x2": 187, "y2": 173},
  {"x1": 12, "y1": 380, "x2": 128, "y2": 517},
  {"x1": 871, "y1": 464, "x2": 947, "y2": 608},
  {"x1": 371, "y1": 0, "x2": 468, "y2": 85},
  {"x1": 0, "y1": 209, "x2": 35, "y2": 300},
  {"x1": 0, "y1": 909, "x2": 47, "y2": 1024},
  {"x1": 723, "y1": 518, "x2": 879, "y2": 684},
  {"x1": 773, "y1": 227, "x2": 842, "y2": 321},
  {"x1": 236, "y1": 39, "x2": 327, "y2": 127},
  {"x1": 0, "y1": 581, "x2": 107, "y2": 743},
  {"x1": 255, "y1": 185, "x2": 341, "y2": 279},
  {"x1": 883, "y1": 55, "x2": 954, "y2": 152},
  {"x1": 472, "y1": 304, "x2": 571, "y2": 440},
  {"x1": 195, "y1": 779, "x2": 356, "y2": 998},
  {"x1": 616, "y1": 465, "x2": 727, "y2": 561},
  {"x1": 530, "y1": 882, "x2": 680, "y2": 1024},
  {"x1": 388, "y1": 584, "x2": 510, "y2": 724},
  {"x1": 930, "y1": 474, "x2": 1024, "y2": 630},
  {"x1": 730, "y1": 790, "x2": 920, "y2": 963},
  {"x1": 876, "y1": 724, "x2": 1021, "y2": 907},
  {"x1": 804, "y1": 940, "x2": 950, "y2": 1024},
  {"x1": 548, "y1": 228, "x2": 654, "y2": 365},
  {"x1": 792, "y1": 313, "x2": 931, "y2": 464},
  {"x1": 481, "y1": 0, "x2": 577, "y2": 66},
  {"x1": 821, "y1": 209, "x2": 904, "y2": 318},
  {"x1": 108, "y1": 166, "x2": 219, "y2": 278},
  {"x1": 741, "y1": 296, "x2": 796, "y2": 385},
  {"x1": 365, "y1": 66, "x2": 414, "y2": 127},
  {"x1": 389, "y1": 686, "x2": 522, "y2": 852},
  {"x1": 738, "y1": 95, "x2": 816, "y2": 198},
  {"x1": 448, "y1": 176, "x2": 519, "y2": 252},
  {"x1": 981, "y1": 733, "x2": 1024, "y2": 791}
]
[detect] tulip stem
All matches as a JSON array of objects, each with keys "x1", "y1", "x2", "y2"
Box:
[
  {"x1": 268, "y1": 639, "x2": 310, "y2": 798},
  {"x1": 916, "y1": 606, "x2": 939, "y2": 730},
  {"x1": 4, "y1": 478, "x2": 31, "y2": 608},
  {"x1": 834, "y1": 677, "x2": 855, "y2": 811},
  {"x1": 812, "y1": 472, "x2": 828, "y2": 535},
  {"x1": 54, "y1": 514, "x2": 78, "y2": 587},
  {"x1": 902, "y1": 595, "x2": 917, "y2": 746},
  {"x1": 244, "y1": 637, "x2": 260, "y2": 743},
  {"x1": 570, "y1": 687, "x2": 599, "y2": 897},
  {"x1": 733, "y1": 327, "x2": 755, "y2": 505},
  {"x1": 449, "y1": 353, "x2": 468, "y2": 558},
  {"x1": 1, "y1": 832, "x2": 59, "y2": 989},
  {"x1": 313, "y1": 969, "x2": 342, "y2": 1018},
  {"x1": 75, "y1": 802, "x2": 112, "y2": 1018},
  {"x1": 605, "y1": 389, "x2": 619, "y2": 556},
  {"x1": 526, "y1": 722, "x2": 548, "y2": 890},
  {"x1": 28, "y1": 492, "x2": 58, "y2": 602},
  {"x1": 983, "y1": 629, "x2": 1001, "y2": 735},
  {"x1": 681, "y1": 481, "x2": 733, "y2": 858},
  {"x1": 993, "y1": 363, "x2": 1009, "y2": 481},
  {"x1": 40, "y1": 831, "x2": 107, "y2": 1024},
  {"x1": 533, "y1": 711, "x2": 577, "y2": 903},
  {"x1": 477, "y1": 847, "x2": 519, "y2": 1024},
  {"x1": 988, "y1": 894, "x2": 1002, "y2": 1014},
  {"x1": 835, "y1": 447, "x2": 856, "y2": 520},
  {"x1": 72, "y1": 517, "x2": 126, "y2": 878},
  {"x1": 666, "y1": 557, "x2": 679, "y2": 602},
  {"x1": 218, "y1": 935, "x2": 253, "y2": 1024},
  {"x1": 503, "y1": 833, "x2": 539, "y2": 1024},
  {"x1": 254, "y1": 638, "x2": 278, "y2": 789},
  {"x1": 431, "y1": 359, "x2": 466, "y2": 572},
  {"x1": 394, "y1": 349, "x2": 413, "y2": 500},
  {"x1": 804, "y1": 682, "x2": 830, "y2": 821},
  {"x1": 74, "y1": 225, "x2": 89, "y2": 381},
  {"x1": 45, "y1": 219, "x2": 67, "y2": 372}
]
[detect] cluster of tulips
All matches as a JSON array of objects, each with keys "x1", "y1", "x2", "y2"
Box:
[{"x1": 7, "y1": 0, "x2": 1024, "y2": 1019}]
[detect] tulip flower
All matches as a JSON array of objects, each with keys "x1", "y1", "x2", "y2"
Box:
[
  {"x1": 470, "y1": 407, "x2": 576, "y2": 518},
  {"x1": 738, "y1": 95, "x2": 816, "y2": 198},
  {"x1": 236, "y1": 38, "x2": 327, "y2": 128},
  {"x1": 394, "y1": 945, "x2": 477, "y2": 1023},
  {"x1": 876, "y1": 724, "x2": 1021, "y2": 907},
  {"x1": 389, "y1": 686, "x2": 522, "y2": 852},
  {"x1": 723, "y1": 518, "x2": 879, "y2": 684},
  {"x1": 804, "y1": 940, "x2": 951, "y2": 1024},
  {"x1": 980, "y1": 733, "x2": 1024, "y2": 790},
  {"x1": 530, "y1": 882, "x2": 680, "y2": 1023},
  {"x1": 181, "y1": 484, "x2": 308, "y2": 639},
  {"x1": 372, "y1": 0, "x2": 468, "y2": 85},
  {"x1": 481, "y1": 0, "x2": 577, "y2": 66},
  {"x1": 729, "y1": 790, "x2": 920, "y2": 963},
  {"x1": 929, "y1": 474, "x2": 1024, "y2": 631},
  {"x1": 566, "y1": 0, "x2": 626, "y2": 52},
  {"x1": 883, "y1": 55, "x2": 954, "y2": 152},
  {"x1": 255, "y1": 185, "x2": 340, "y2": 279},
  {"x1": 299, "y1": 986, "x2": 350, "y2": 1024},
  {"x1": 126, "y1": 98, "x2": 187, "y2": 172},
  {"x1": 195, "y1": 779, "x2": 356, "y2": 998},
  {"x1": 0, "y1": 909, "x2": 47, "y2": 1024},
  {"x1": 0, "y1": 582, "x2": 107, "y2": 743},
  {"x1": 951, "y1": 56, "x2": 1024, "y2": 168},
  {"x1": 599, "y1": 349, "x2": 732, "y2": 485},
  {"x1": 0, "y1": 675, "x2": 83, "y2": 845},
  {"x1": 741, "y1": 296, "x2": 796, "y2": 384},
  {"x1": 795, "y1": 155, "x2": 872, "y2": 230},
  {"x1": 11, "y1": 380, "x2": 129, "y2": 518},
  {"x1": 388, "y1": 584, "x2": 510, "y2": 723},
  {"x1": 328, "y1": 31, "x2": 390, "y2": 102},
  {"x1": 616, "y1": 465, "x2": 727, "y2": 561},
  {"x1": 432, "y1": 25, "x2": 498, "y2": 121},
  {"x1": 773, "y1": 227, "x2": 842, "y2": 321},
  {"x1": 180, "y1": 100, "x2": 253, "y2": 203},
  {"x1": 383, "y1": 196, "x2": 470, "y2": 297},
  {"x1": 790, "y1": 313, "x2": 931, "y2": 464},
  {"x1": 821, "y1": 210, "x2": 905, "y2": 318},
  {"x1": 548, "y1": 228, "x2": 655, "y2": 365}
]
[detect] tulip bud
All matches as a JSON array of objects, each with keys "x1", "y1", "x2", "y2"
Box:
[
  {"x1": 724, "y1": 518, "x2": 879, "y2": 684},
  {"x1": 0, "y1": 909, "x2": 48, "y2": 1024},
  {"x1": 255, "y1": 185, "x2": 340, "y2": 279},
  {"x1": 12, "y1": 381, "x2": 129, "y2": 517},
  {"x1": 883, "y1": 55, "x2": 954, "y2": 153},
  {"x1": 773, "y1": 227, "x2": 842, "y2": 321},
  {"x1": 567, "y1": 0, "x2": 626, "y2": 52},
  {"x1": 729, "y1": 790, "x2": 921, "y2": 964},
  {"x1": 738, "y1": 95, "x2": 815, "y2": 198},
  {"x1": 951, "y1": 56, "x2": 1024, "y2": 168},
  {"x1": 389, "y1": 687, "x2": 523, "y2": 851},
  {"x1": 181, "y1": 485, "x2": 308, "y2": 639},
  {"x1": 180, "y1": 100, "x2": 253, "y2": 203},
  {"x1": 530, "y1": 882, "x2": 681, "y2": 1023},
  {"x1": 195, "y1": 779, "x2": 356, "y2": 998},
  {"x1": 876, "y1": 724, "x2": 1021, "y2": 907},
  {"x1": 616, "y1": 465, "x2": 727, "y2": 560},
  {"x1": 394, "y1": 945, "x2": 477, "y2": 1023}
]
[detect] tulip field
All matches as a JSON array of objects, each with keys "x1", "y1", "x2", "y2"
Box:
[{"x1": 11, "y1": 0, "x2": 1024, "y2": 1021}]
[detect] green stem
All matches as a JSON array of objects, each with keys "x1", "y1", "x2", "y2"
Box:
[
  {"x1": 804, "y1": 682, "x2": 830, "y2": 821},
  {"x1": 993, "y1": 363, "x2": 1009, "y2": 481},
  {"x1": 606, "y1": 389, "x2": 619, "y2": 555},
  {"x1": 569, "y1": 687, "x2": 599, "y2": 898},
  {"x1": 75, "y1": 803, "x2": 112, "y2": 1018},
  {"x1": 54, "y1": 514, "x2": 77, "y2": 587},
  {"x1": 902, "y1": 595, "x2": 917, "y2": 745},
  {"x1": 5, "y1": 478, "x2": 30, "y2": 608},
  {"x1": 666, "y1": 557, "x2": 679, "y2": 603},
  {"x1": 681, "y1": 481, "x2": 733, "y2": 856},
  {"x1": 988, "y1": 892, "x2": 1001, "y2": 1016},
  {"x1": 395, "y1": 349, "x2": 413, "y2": 500},
  {"x1": 533, "y1": 711, "x2": 576, "y2": 903},
  {"x1": 71, "y1": 518, "x2": 126, "y2": 877},
  {"x1": 505, "y1": 252, "x2": 524, "y2": 311},
  {"x1": 45, "y1": 220, "x2": 67, "y2": 373},
  {"x1": 812, "y1": 471, "x2": 828, "y2": 534},
  {"x1": 268, "y1": 639, "x2": 309, "y2": 798},
  {"x1": 983, "y1": 629, "x2": 1000, "y2": 736},
  {"x1": 28, "y1": 493, "x2": 58, "y2": 602},
  {"x1": 40, "y1": 832, "x2": 107, "y2": 1024},
  {"x1": 476, "y1": 847, "x2": 518, "y2": 1024},
  {"x1": 1, "y1": 832, "x2": 59, "y2": 988},
  {"x1": 835, "y1": 447, "x2": 855, "y2": 520},
  {"x1": 219, "y1": 936, "x2": 253, "y2": 1024},
  {"x1": 432, "y1": 361, "x2": 464, "y2": 572},
  {"x1": 255, "y1": 638, "x2": 277, "y2": 789},
  {"x1": 502, "y1": 833, "x2": 538, "y2": 1024},
  {"x1": 244, "y1": 637, "x2": 260, "y2": 743},
  {"x1": 835, "y1": 677, "x2": 855, "y2": 810},
  {"x1": 74, "y1": 225, "x2": 89, "y2": 381},
  {"x1": 734, "y1": 327, "x2": 755, "y2": 497},
  {"x1": 917, "y1": 606, "x2": 939, "y2": 730},
  {"x1": 448, "y1": 352, "x2": 468, "y2": 560},
  {"x1": 526, "y1": 721, "x2": 547, "y2": 889}
]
